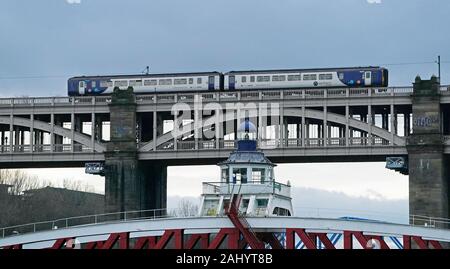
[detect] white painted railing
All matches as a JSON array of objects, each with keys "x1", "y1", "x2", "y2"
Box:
[
  {"x1": 150, "y1": 137, "x2": 393, "y2": 152},
  {"x1": 0, "y1": 85, "x2": 441, "y2": 108}
]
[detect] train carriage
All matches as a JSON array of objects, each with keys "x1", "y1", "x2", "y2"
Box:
[
  {"x1": 224, "y1": 67, "x2": 388, "y2": 90},
  {"x1": 68, "y1": 72, "x2": 222, "y2": 96}
]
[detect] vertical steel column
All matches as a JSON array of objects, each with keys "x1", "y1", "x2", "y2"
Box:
[
  {"x1": 71, "y1": 113, "x2": 75, "y2": 152},
  {"x1": 173, "y1": 111, "x2": 178, "y2": 151},
  {"x1": 91, "y1": 112, "x2": 95, "y2": 151},
  {"x1": 215, "y1": 108, "x2": 220, "y2": 149},
  {"x1": 50, "y1": 113, "x2": 54, "y2": 152},
  {"x1": 30, "y1": 114, "x2": 34, "y2": 152},
  {"x1": 390, "y1": 103, "x2": 395, "y2": 145},
  {"x1": 345, "y1": 105, "x2": 349, "y2": 146},
  {"x1": 153, "y1": 111, "x2": 157, "y2": 151},
  {"x1": 368, "y1": 105, "x2": 372, "y2": 146},
  {"x1": 9, "y1": 114, "x2": 13, "y2": 152},
  {"x1": 301, "y1": 107, "x2": 305, "y2": 147},
  {"x1": 323, "y1": 106, "x2": 328, "y2": 146},
  {"x1": 194, "y1": 95, "x2": 200, "y2": 150},
  {"x1": 280, "y1": 105, "x2": 284, "y2": 147}
]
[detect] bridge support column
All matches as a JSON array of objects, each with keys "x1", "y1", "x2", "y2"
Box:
[
  {"x1": 407, "y1": 76, "x2": 449, "y2": 227},
  {"x1": 105, "y1": 87, "x2": 167, "y2": 214}
]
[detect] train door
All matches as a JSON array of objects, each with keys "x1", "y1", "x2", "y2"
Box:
[
  {"x1": 229, "y1": 75, "x2": 235, "y2": 90},
  {"x1": 208, "y1": 76, "x2": 215, "y2": 90},
  {"x1": 364, "y1": 71, "x2": 372, "y2": 86},
  {"x1": 79, "y1": 81, "x2": 86, "y2": 95}
]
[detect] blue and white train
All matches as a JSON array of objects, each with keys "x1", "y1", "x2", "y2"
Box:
[{"x1": 67, "y1": 67, "x2": 388, "y2": 96}]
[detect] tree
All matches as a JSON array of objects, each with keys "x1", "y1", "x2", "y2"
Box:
[{"x1": 170, "y1": 199, "x2": 199, "y2": 217}]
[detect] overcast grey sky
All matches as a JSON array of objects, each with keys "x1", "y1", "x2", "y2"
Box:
[{"x1": 1, "y1": 0, "x2": 449, "y2": 220}]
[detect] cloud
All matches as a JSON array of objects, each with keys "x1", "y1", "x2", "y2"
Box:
[
  {"x1": 66, "y1": 0, "x2": 81, "y2": 4},
  {"x1": 367, "y1": 0, "x2": 382, "y2": 4}
]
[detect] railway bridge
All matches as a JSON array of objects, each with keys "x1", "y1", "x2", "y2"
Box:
[{"x1": 0, "y1": 76, "x2": 449, "y2": 224}]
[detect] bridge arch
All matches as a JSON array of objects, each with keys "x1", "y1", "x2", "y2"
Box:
[
  {"x1": 138, "y1": 108, "x2": 405, "y2": 152},
  {"x1": 0, "y1": 116, "x2": 105, "y2": 152}
]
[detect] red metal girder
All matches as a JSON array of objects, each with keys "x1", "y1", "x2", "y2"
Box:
[
  {"x1": 3, "y1": 244, "x2": 22, "y2": 249},
  {"x1": 85, "y1": 233, "x2": 129, "y2": 249},
  {"x1": 287, "y1": 230, "x2": 338, "y2": 249},
  {"x1": 154, "y1": 229, "x2": 184, "y2": 249},
  {"x1": 286, "y1": 228, "x2": 316, "y2": 249},
  {"x1": 134, "y1": 236, "x2": 156, "y2": 249},
  {"x1": 208, "y1": 228, "x2": 240, "y2": 249},
  {"x1": 103, "y1": 232, "x2": 129, "y2": 249},
  {"x1": 429, "y1": 240, "x2": 443, "y2": 249},
  {"x1": 344, "y1": 231, "x2": 390, "y2": 249},
  {"x1": 285, "y1": 228, "x2": 295, "y2": 249},
  {"x1": 309, "y1": 233, "x2": 336, "y2": 249},
  {"x1": 85, "y1": 241, "x2": 102, "y2": 249},
  {"x1": 184, "y1": 233, "x2": 209, "y2": 249},
  {"x1": 344, "y1": 231, "x2": 353, "y2": 249},
  {"x1": 257, "y1": 232, "x2": 284, "y2": 249},
  {"x1": 403, "y1": 235, "x2": 443, "y2": 249},
  {"x1": 51, "y1": 238, "x2": 75, "y2": 249},
  {"x1": 296, "y1": 229, "x2": 317, "y2": 249},
  {"x1": 226, "y1": 209, "x2": 265, "y2": 249}
]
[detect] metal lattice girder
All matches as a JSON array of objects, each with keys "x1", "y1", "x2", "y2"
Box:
[
  {"x1": 403, "y1": 235, "x2": 443, "y2": 249},
  {"x1": 184, "y1": 233, "x2": 210, "y2": 249},
  {"x1": 3, "y1": 229, "x2": 449, "y2": 249},
  {"x1": 50, "y1": 238, "x2": 76, "y2": 249},
  {"x1": 208, "y1": 228, "x2": 240, "y2": 249},
  {"x1": 85, "y1": 233, "x2": 129, "y2": 249},
  {"x1": 286, "y1": 229, "x2": 336, "y2": 249},
  {"x1": 344, "y1": 231, "x2": 390, "y2": 249},
  {"x1": 2, "y1": 244, "x2": 22, "y2": 249}
]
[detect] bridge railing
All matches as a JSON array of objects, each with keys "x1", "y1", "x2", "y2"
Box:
[
  {"x1": 0, "y1": 144, "x2": 94, "y2": 153},
  {"x1": 202, "y1": 181, "x2": 291, "y2": 198},
  {"x1": 410, "y1": 215, "x2": 450, "y2": 229},
  {"x1": 0, "y1": 86, "x2": 438, "y2": 108},
  {"x1": 0, "y1": 208, "x2": 185, "y2": 239},
  {"x1": 151, "y1": 137, "x2": 392, "y2": 152},
  {"x1": 1, "y1": 208, "x2": 450, "y2": 239},
  {"x1": 2, "y1": 85, "x2": 450, "y2": 108}
]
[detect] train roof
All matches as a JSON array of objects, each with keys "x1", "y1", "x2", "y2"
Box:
[
  {"x1": 225, "y1": 66, "x2": 385, "y2": 75},
  {"x1": 69, "y1": 71, "x2": 222, "y2": 80}
]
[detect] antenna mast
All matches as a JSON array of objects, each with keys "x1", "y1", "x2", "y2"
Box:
[{"x1": 143, "y1": 66, "x2": 150, "y2": 75}]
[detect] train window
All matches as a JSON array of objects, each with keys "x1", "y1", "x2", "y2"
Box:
[
  {"x1": 100, "y1": 81, "x2": 113, "y2": 87},
  {"x1": 144, "y1": 79, "x2": 157, "y2": 86},
  {"x1": 159, "y1": 79, "x2": 172, "y2": 85},
  {"x1": 257, "y1": 76, "x2": 270, "y2": 82},
  {"x1": 303, "y1": 74, "x2": 317, "y2": 81},
  {"x1": 339, "y1": 73, "x2": 344, "y2": 80},
  {"x1": 92, "y1": 81, "x2": 96, "y2": 87},
  {"x1": 197, "y1": 78, "x2": 202, "y2": 84},
  {"x1": 229, "y1": 76, "x2": 235, "y2": 83},
  {"x1": 129, "y1": 80, "x2": 142, "y2": 86},
  {"x1": 209, "y1": 76, "x2": 214, "y2": 84},
  {"x1": 189, "y1": 78, "x2": 193, "y2": 84},
  {"x1": 114, "y1": 80, "x2": 128, "y2": 87},
  {"x1": 79, "y1": 81, "x2": 85, "y2": 88},
  {"x1": 272, "y1": 75, "x2": 286, "y2": 82},
  {"x1": 365, "y1": 72, "x2": 371, "y2": 79},
  {"x1": 319, "y1": 74, "x2": 332, "y2": 80},
  {"x1": 250, "y1": 76, "x2": 255, "y2": 82},
  {"x1": 174, "y1": 78, "x2": 187, "y2": 85},
  {"x1": 287, "y1": 74, "x2": 301, "y2": 81},
  {"x1": 241, "y1": 76, "x2": 247, "y2": 83}
]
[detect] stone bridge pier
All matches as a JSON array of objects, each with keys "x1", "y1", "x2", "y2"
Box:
[
  {"x1": 104, "y1": 87, "x2": 166, "y2": 214},
  {"x1": 407, "y1": 76, "x2": 449, "y2": 226}
]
